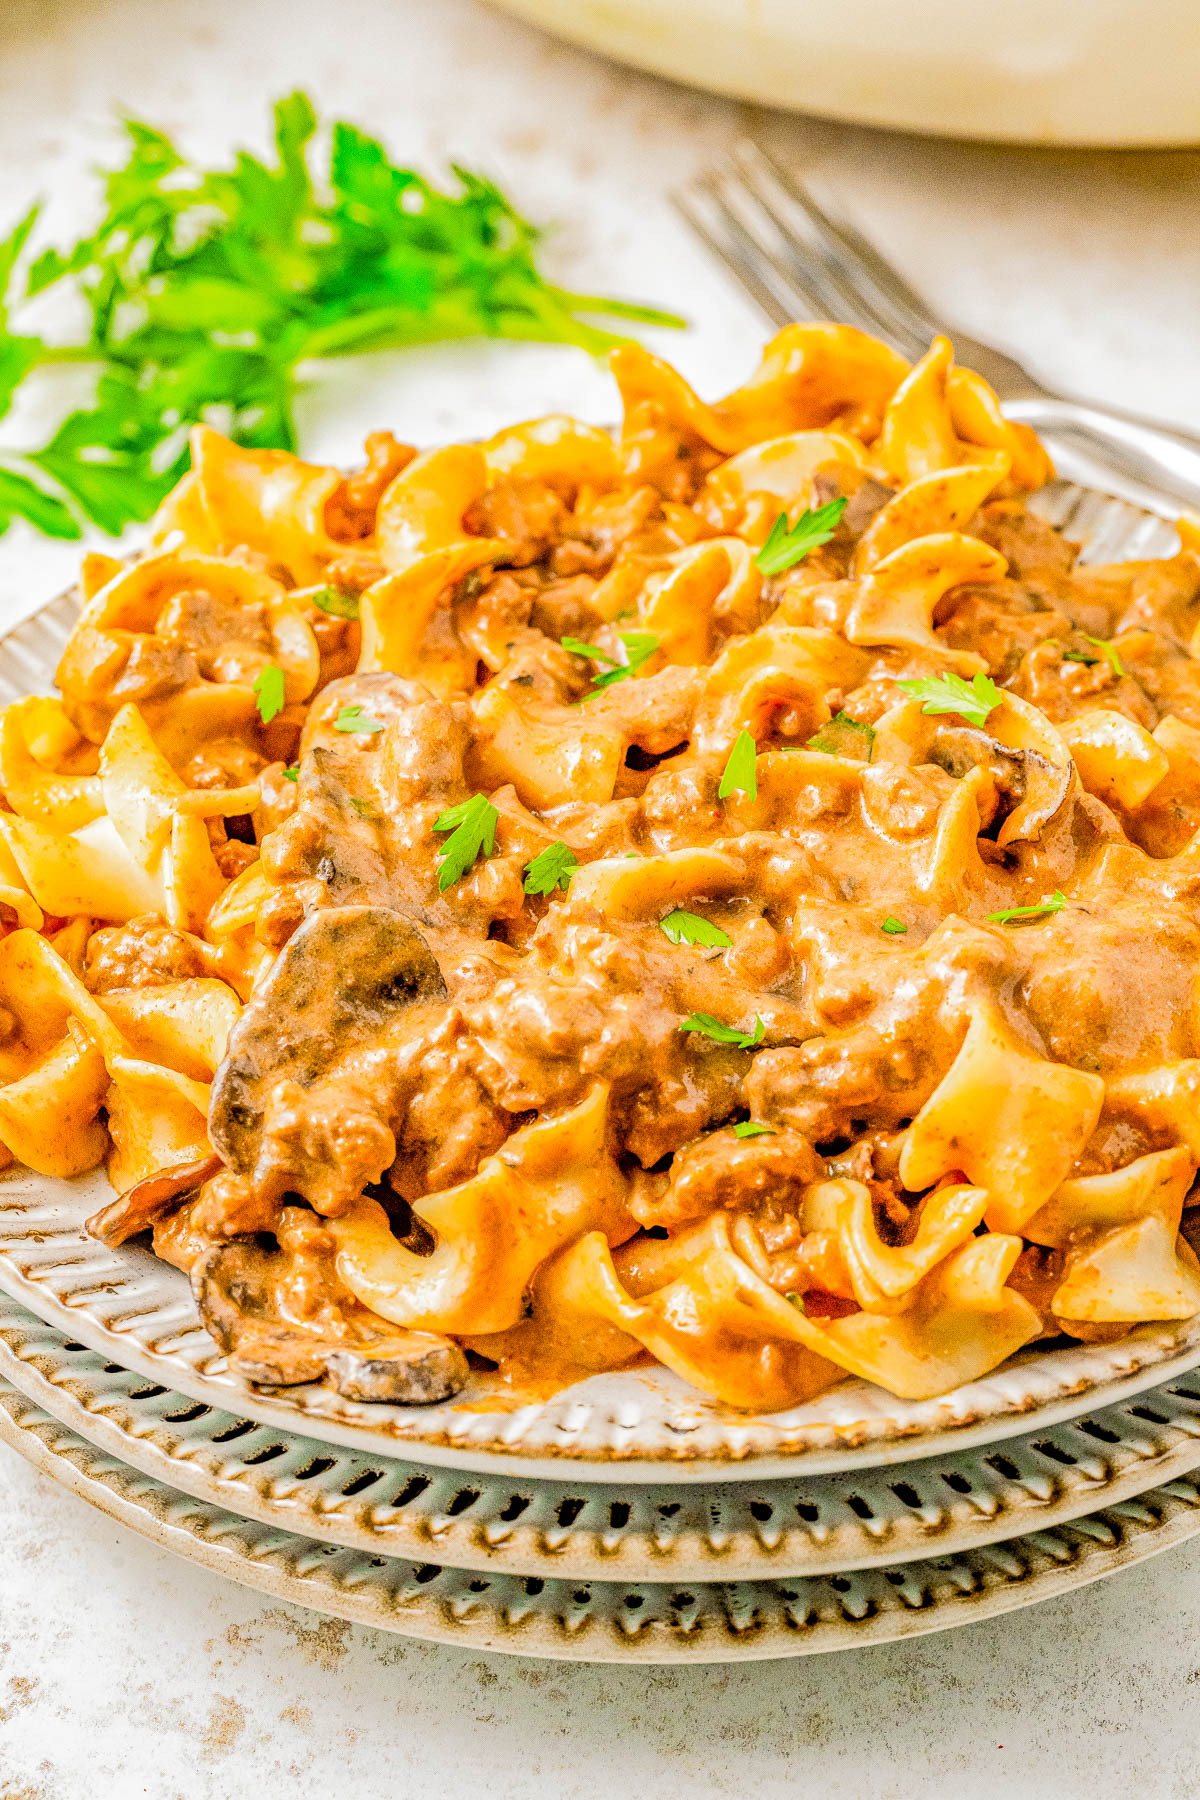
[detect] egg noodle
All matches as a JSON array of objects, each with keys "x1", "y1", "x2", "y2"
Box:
[{"x1": 4, "y1": 322, "x2": 1200, "y2": 1411}]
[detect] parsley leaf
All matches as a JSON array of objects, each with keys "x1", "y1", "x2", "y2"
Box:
[
  {"x1": 564, "y1": 631, "x2": 660, "y2": 692},
  {"x1": 433, "y1": 792, "x2": 499, "y2": 892},
  {"x1": 658, "y1": 908, "x2": 732, "y2": 949},
  {"x1": 310, "y1": 586, "x2": 360, "y2": 621},
  {"x1": 807, "y1": 712, "x2": 875, "y2": 761},
  {"x1": 524, "y1": 840, "x2": 578, "y2": 896},
  {"x1": 282, "y1": 766, "x2": 299, "y2": 782},
  {"x1": 881, "y1": 916, "x2": 908, "y2": 935},
  {"x1": 754, "y1": 497, "x2": 847, "y2": 577},
  {"x1": 718, "y1": 729, "x2": 758, "y2": 803},
  {"x1": 1061, "y1": 648, "x2": 1099, "y2": 667},
  {"x1": 253, "y1": 664, "x2": 286, "y2": 724},
  {"x1": 0, "y1": 463, "x2": 81, "y2": 540},
  {"x1": 733, "y1": 1120, "x2": 776, "y2": 1139},
  {"x1": 680, "y1": 1012, "x2": 765, "y2": 1050},
  {"x1": 334, "y1": 703, "x2": 384, "y2": 734},
  {"x1": 896, "y1": 670, "x2": 1002, "y2": 730},
  {"x1": 986, "y1": 890, "x2": 1067, "y2": 925},
  {"x1": 0, "y1": 94, "x2": 683, "y2": 540},
  {"x1": 1082, "y1": 634, "x2": 1127, "y2": 678}
]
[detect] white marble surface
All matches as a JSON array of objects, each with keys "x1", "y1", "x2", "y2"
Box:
[{"x1": 2, "y1": 1, "x2": 1200, "y2": 1792}]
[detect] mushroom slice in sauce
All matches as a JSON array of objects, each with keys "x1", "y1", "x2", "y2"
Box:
[
  {"x1": 209, "y1": 904, "x2": 447, "y2": 1175},
  {"x1": 87, "y1": 1152, "x2": 223, "y2": 1247},
  {"x1": 193, "y1": 1239, "x2": 469, "y2": 1402}
]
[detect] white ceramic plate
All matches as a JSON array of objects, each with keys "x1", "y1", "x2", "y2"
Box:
[
  {"x1": 4, "y1": 1290, "x2": 1200, "y2": 1579},
  {"x1": 5, "y1": 1370, "x2": 1200, "y2": 1661},
  {"x1": 0, "y1": 482, "x2": 1193, "y2": 1481}
]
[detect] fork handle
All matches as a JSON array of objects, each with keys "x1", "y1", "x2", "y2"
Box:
[{"x1": 1003, "y1": 394, "x2": 1200, "y2": 516}]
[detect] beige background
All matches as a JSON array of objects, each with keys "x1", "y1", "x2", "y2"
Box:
[{"x1": 2, "y1": 1, "x2": 1200, "y2": 1793}]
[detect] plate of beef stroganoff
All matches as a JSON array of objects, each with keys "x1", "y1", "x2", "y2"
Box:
[{"x1": 1, "y1": 323, "x2": 1200, "y2": 1474}]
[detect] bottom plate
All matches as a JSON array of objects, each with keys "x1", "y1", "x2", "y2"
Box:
[{"x1": 5, "y1": 1374, "x2": 1200, "y2": 1662}]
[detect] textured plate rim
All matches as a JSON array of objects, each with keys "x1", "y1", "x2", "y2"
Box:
[
  {"x1": 3, "y1": 1288, "x2": 1200, "y2": 1579},
  {"x1": 4, "y1": 1373, "x2": 1200, "y2": 1662}
]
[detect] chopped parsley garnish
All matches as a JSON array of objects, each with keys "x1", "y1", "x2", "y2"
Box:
[
  {"x1": 349, "y1": 796, "x2": 376, "y2": 818},
  {"x1": 1061, "y1": 648, "x2": 1099, "y2": 667},
  {"x1": 0, "y1": 94, "x2": 681, "y2": 542},
  {"x1": 282, "y1": 766, "x2": 299, "y2": 782},
  {"x1": 754, "y1": 497, "x2": 847, "y2": 577},
  {"x1": 986, "y1": 890, "x2": 1066, "y2": 925},
  {"x1": 310, "y1": 586, "x2": 360, "y2": 621},
  {"x1": 718, "y1": 729, "x2": 758, "y2": 803},
  {"x1": 680, "y1": 1012, "x2": 765, "y2": 1050},
  {"x1": 807, "y1": 712, "x2": 875, "y2": 761},
  {"x1": 895, "y1": 670, "x2": 1002, "y2": 730},
  {"x1": 881, "y1": 916, "x2": 908, "y2": 935},
  {"x1": 523, "y1": 840, "x2": 578, "y2": 896},
  {"x1": 658, "y1": 909, "x2": 732, "y2": 950},
  {"x1": 334, "y1": 703, "x2": 384, "y2": 734},
  {"x1": 562, "y1": 631, "x2": 660, "y2": 692},
  {"x1": 433, "y1": 793, "x2": 499, "y2": 892},
  {"x1": 733, "y1": 1120, "x2": 776, "y2": 1139},
  {"x1": 1082, "y1": 634, "x2": 1127, "y2": 678},
  {"x1": 253, "y1": 664, "x2": 286, "y2": 725}
]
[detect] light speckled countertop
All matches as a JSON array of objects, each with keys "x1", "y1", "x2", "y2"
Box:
[{"x1": 2, "y1": 2, "x2": 1200, "y2": 1793}]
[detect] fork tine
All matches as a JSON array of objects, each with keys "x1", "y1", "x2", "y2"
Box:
[
  {"x1": 672, "y1": 184, "x2": 797, "y2": 331},
  {"x1": 681, "y1": 171, "x2": 897, "y2": 347},
  {"x1": 720, "y1": 148, "x2": 926, "y2": 357},
  {"x1": 732, "y1": 140, "x2": 939, "y2": 355}
]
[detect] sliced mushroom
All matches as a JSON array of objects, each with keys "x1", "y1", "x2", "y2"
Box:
[
  {"x1": 193, "y1": 1239, "x2": 468, "y2": 1403},
  {"x1": 87, "y1": 1152, "x2": 223, "y2": 1247},
  {"x1": 209, "y1": 904, "x2": 447, "y2": 1175}
]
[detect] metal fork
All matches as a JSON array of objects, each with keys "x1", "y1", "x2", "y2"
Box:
[{"x1": 675, "y1": 140, "x2": 1200, "y2": 517}]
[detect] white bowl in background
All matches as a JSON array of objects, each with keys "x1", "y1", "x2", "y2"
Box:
[{"x1": 490, "y1": 0, "x2": 1200, "y2": 145}]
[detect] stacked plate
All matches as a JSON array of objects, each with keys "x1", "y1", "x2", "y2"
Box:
[{"x1": 2, "y1": 483, "x2": 1200, "y2": 1663}]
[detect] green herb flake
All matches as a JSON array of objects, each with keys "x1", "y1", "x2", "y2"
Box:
[
  {"x1": 785, "y1": 1290, "x2": 806, "y2": 1313},
  {"x1": 1061, "y1": 648, "x2": 1099, "y2": 667},
  {"x1": 253, "y1": 664, "x2": 286, "y2": 725},
  {"x1": 754, "y1": 497, "x2": 848, "y2": 577},
  {"x1": 895, "y1": 670, "x2": 1002, "y2": 731},
  {"x1": 986, "y1": 890, "x2": 1067, "y2": 926},
  {"x1": 282, "y1": 765, "x2": 299, "y2": 782},
  {"x1": 1082, "y1": 634, "x2": 1127, "y2": 678},
  {"x1": 806, "y1": 712, "x2": 875, "y2": 761},
  {"x1": 334, "y1": 703, "x2": 384, "y2": 734},
  {"x1": 679, "y1": 1012, "x2": 765, "y2": 1050},
  {"x1": 718, "y1": 729, "x2": 758, "y2": 803},
  {"x1": 881, "y1": 916, "x2": 908, "y2": 935},
  {"x1": 433, "y1": 792, "x2": 499, "y2": 892},
  {"x1": 733, "y1": 1120, "x2": 776, "y2": 1139},
  {"x1": 310, "y1": 586, "x2": 360, "y2": 621},
  {"x1": 563, "y1": 631, "x2": 660, "y2": 692},
  {"x1": 349, "y1": 796, "x2": 376, "y2": 818},
  {"x1": 524, "y1": 840, "x2": 578, "y2": 896},
  {"x1": 658, "y1": 908, "x2": 732, "y2": 950}
]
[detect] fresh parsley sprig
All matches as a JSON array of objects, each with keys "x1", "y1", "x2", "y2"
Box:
[
  {"x1": 523, "y1": 840, "x2": 577, "y2": 896},
  {"x1": 562, "y1": 632, "x2": 660, "y2": 692},
  {"x1": 680, "y1": 1012, "x2": 765, "y2": 1049},
  {"x1": 718, "y1": 729, "x2": 758, "y2": 803},
  {"x1": 0, "y1": 94, "x2": 683, "y2": 540},
  {"x1": 434, "y1": 793, "x2": 499, "y2": 892},
  {"x1": 733, "y1": 1120, "x2": 775, "y2": 1139},
  {"x1": 986, "y1": 891, "x2": 1066, "y2": 925},
  {"x1": 658, "y1": 909, "x2": 732, "y2": 949},
  {"x1": 754, "y1": 498, "x2": 847, "y2": 577},
  {"x1": 896, "y1": 670, "x2": 1002, "y2": 731}
]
